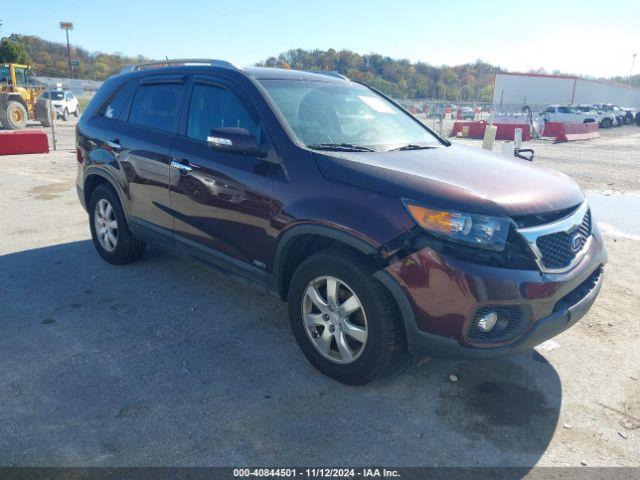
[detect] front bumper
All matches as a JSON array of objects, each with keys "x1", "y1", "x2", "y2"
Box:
[
  {"x1": 381, "y1": 227, "x2": 607, "y2": 359},
  {"x1": 401, "y1": 266, "x2": 602, "y2": 359}
]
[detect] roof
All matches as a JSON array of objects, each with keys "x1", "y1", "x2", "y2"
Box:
[
  {"x1": 496, "y1": 71, "x2": 640, "y2": 92},
  {"x1": 244, "y1": 66, "x2": 348, "y2": 82},
  {"x1": 116, "y1": 59, "x2": 348, "y2": 83}
]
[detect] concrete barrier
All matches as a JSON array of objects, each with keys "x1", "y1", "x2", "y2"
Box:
[
  {"x1": 542, "y1": 122, "x2": 564, "y2": 138},
  {"x1": 554, "y1": 122, "x2": 599, "y2": 143},
  {"x1": 495, "y1": 123, "x2": 531, "y2": 141},
  {"x1": 0, "y1": 131, "x2": 49, "y2": 156},
  {"x1": 451, "y1": 121, "x2": 488, "y2": 138},
  {"x1": 452, "y1": 121, "x2": 531, "y2": 141}
]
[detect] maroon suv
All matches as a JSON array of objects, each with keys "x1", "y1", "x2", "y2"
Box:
[{"x1": 76, "y1": 60, "x2": 606, "y2": 384}]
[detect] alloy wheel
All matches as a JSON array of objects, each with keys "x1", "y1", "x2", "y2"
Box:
[
  {"x1": 301, "y1": 275, "x2": 368, "y2": 364},
  {"x1": 94, "y1": 198, "x2": 118, "y2": 252}
]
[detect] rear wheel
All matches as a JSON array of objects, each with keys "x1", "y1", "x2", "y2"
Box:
[
  {"x1": 62, "y1": 108, "x2": 69, "y2": 122},
  {"x1": 601, "y1": 117, "x2": 612, "y2": 129},
  {"x1": 0, "y1": 101, "x2": 28, "y2": 130},
  {"x1": 288, "y1": 249, "x2": 406, "y2": 385},
  {"x1": 89, "y1": 185, "x2": 145, "y2": 265}
]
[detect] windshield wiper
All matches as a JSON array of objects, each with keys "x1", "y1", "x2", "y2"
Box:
[
  {"x1": 307, "y1": 143, "x2": 375, "y2": 152},
  {"x1": 389, "y1": 144, "x2": 438, "y2": 152}
]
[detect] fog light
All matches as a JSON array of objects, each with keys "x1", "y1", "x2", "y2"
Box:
[{"x1": 477, "y1": 311, "x2": 498, "y2": 332}]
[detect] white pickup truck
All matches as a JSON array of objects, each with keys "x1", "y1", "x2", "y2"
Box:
[{"x1": 542, "y1": 105, "x2": 598, "y2": 124}]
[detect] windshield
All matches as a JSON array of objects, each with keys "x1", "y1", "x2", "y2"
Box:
[
  {"x1": 258, "y1": 79, "x2": 442, "y2": 151},
  {"x1": 45, "y1": 91, "x2": 65, "y2": 100}
]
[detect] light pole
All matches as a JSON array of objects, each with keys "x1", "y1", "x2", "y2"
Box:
[{"x1": 59, "y1": 22, "x2": 74, "y2": 79}]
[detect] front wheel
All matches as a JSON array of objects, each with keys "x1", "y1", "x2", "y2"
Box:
[
  {"x1": 601, "y1": 117, "x2": 612, "y2": 129},
  {"x1": 288, "y1": 249, "x2": 406, "y2": 385},
  {"x1": 1, "y1": 101, "x2": 28, "y2": 130},
  {"x1": 62, "y1": 108, "x2": 69, "y2": 122},
  {"x1": 89, "y1": 185, "x2": 145, "y2": 265}
]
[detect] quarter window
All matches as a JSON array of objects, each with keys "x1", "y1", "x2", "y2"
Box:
[
  {"x1": 187, "y1": 83, "x2": 260, "y2": 142},
  {"x1": 100, "y1": 81, "x2": 136, "y2": 120},
  {"x1": 128, "y1": 83, "x2": 183, "y2": 133}
]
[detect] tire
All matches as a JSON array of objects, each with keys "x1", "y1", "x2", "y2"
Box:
[
  {"x1": 62, "y1": 108, "x2": 69, "y2": 122},
  {"x1": 35, "y1": 99, "x2": 53, "y2": 127},
  {"x1": 0, "y1": 101, "x2": 28, "y2": 130},
  {"x1": 601, "y1": 117, "x2": 612, "y2": 129},
  {"x1": 288, "y1": 248, "x2": 406, "y2": 385},
  {"x1": 73, "y1": 107, "x2": 80, "y2": 117},
  {"x1": 89, "y1": 185, "x2": 145, "y2": 265}
]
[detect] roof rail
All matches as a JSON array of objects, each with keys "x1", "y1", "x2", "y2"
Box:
[{"x1": 119, "y1": 59, "x2": 239, "y2": 74}]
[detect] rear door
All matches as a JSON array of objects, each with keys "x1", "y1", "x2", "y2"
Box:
[
  {"x1": 169, "y1": 75, "x2": 275, "y2": 270},
  {"x1": 106, "y1": 75, "x2": 186, "y2": 243}
]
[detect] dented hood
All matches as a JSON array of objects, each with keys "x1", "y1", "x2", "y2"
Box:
[{"x1": 313, "y1": 143, "x2": 584, "y2": 217}]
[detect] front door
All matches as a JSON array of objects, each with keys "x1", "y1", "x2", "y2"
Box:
[{"x1": 169, "y1": 77, "x2": 275, "y2": 271}]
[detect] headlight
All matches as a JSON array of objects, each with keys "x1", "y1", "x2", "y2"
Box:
[{"x1": 403, "y1": 200, "x2": 511, "y2": 251}]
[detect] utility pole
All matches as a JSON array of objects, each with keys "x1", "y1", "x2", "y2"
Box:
[{"x1": 59, "y1": 22, "x2": 74, "y2": 79}]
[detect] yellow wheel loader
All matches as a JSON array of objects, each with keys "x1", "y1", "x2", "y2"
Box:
[{"x1": 0, "y1": 63, "x2": 53, "y2": 129}]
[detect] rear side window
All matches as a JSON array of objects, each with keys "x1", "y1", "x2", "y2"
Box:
[
  {"x1": 100, "y1": 81, "x2": 136, "y2": 120},
  {"x1": 187, "y1": 83, "x2": 259, "y2": 141},
  {"x1": 128, "y1": 83, "x2": 183, "y2": 133}
]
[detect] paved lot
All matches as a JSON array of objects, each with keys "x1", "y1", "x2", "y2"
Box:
[{"x1": 0, "y1": 118, "x2": 639, "y2": 467}]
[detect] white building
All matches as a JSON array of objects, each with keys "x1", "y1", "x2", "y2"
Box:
[{"x1": 493, "y1": 73, "x2": 640, "y2": 109}]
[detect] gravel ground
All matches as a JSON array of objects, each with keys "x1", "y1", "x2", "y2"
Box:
[
  {"x1": 0, "y1": 118, "x2": 638, "y2": 468},
  {"x1": 454, "y1": 126, "x2": 640, "y2": 194}
]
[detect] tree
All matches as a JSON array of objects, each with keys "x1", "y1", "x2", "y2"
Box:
[{"x1": 0, "y1": 37, "x2": 32, "y2": 64}]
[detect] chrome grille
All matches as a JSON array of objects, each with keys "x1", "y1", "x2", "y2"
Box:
[
  {"x1": 536, "y1": 210, "x2": 591, "y2": 269},
  {"x1": 517, "y1": 202, "x2": 592, "y2": 273}
]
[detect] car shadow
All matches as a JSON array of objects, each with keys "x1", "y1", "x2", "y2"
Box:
[{"x1": 0, "y1": 240, "x2": 560, "y2": 470}]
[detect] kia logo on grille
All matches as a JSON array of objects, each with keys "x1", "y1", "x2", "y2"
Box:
[{"x1": 571, "y1": 234, "x2": 587, "y2": 253}]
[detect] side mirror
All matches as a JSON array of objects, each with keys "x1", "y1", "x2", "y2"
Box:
[{"x1": 207, "y1": 127, "x2": 264, "y2": 157}]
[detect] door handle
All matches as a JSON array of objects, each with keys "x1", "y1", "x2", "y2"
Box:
[
  {"x1": 170, "y1": 159, "x2": 193, "y2": 172},
  {"x1": 105, "y1": 139, "x2": 122, "y2": 150}
]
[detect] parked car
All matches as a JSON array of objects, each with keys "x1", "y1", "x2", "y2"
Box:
[
  {"x1": 619, "y1": 106, "x2": 636, "y2": 125},
  {"x1": 542, "y1": 104, "x2": 598, "y2": 124},
  {"x1": 574, "y1": 104, "x2": 615, "y2": 129},
  {"x1": 41, "y1": 89, "x2": 80, "y2": 121},
  {"x1": 458, "y1": 106, "x2": 475, "y2": 120},
  {"x1": 592, "y1": 104, "x2": 625, "y2": 127},
  {"x1": 76, "y1": 60, "x2": 606, "y2": 385}
]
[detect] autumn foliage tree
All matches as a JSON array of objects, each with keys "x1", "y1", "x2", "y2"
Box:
[{"x1": 259, "y1": 49, "x2": 502, "y2": 100}]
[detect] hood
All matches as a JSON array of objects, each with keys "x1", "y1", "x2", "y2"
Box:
[{"x1": 314, "y1": 143, "x2": 584, "y2": 217}]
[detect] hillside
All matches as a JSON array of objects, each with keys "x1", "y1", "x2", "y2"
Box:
[
  {"x1": 3, "y1": 34, "x2": 150, "y2": 81},
  {"x1": 2, "y1": 34, "x2": 502, "y2": 100},
  {"x1": 7, "y1": 34, "x2": 637, "y2": 101},
  {"x1": 259, "y1": 49, "x2": 501, "y2": 100}
]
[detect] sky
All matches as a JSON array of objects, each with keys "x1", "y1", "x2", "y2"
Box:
[{"x1": 4, "y1": 0, "x2": 640, "y2": 78}]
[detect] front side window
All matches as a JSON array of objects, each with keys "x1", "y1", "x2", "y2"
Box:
[
  {"x1": 14, "y1": 68, "x2": 27, "y2": 86},
  {"x1": 0, "y1": 66, "x2": 10, "y2": 84},
  {"x1": 46, "y1": 91, "x2": 65, "y2": 100},
  {"x1": 258, "y1": 79, "x2": 441, "y2": 151},
  {"x1": 128, "y1": 83, "x2": 183, "y2": 133},
  {"x1": 187, "y1": 83, "x2": 260, "y2": 141}
]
